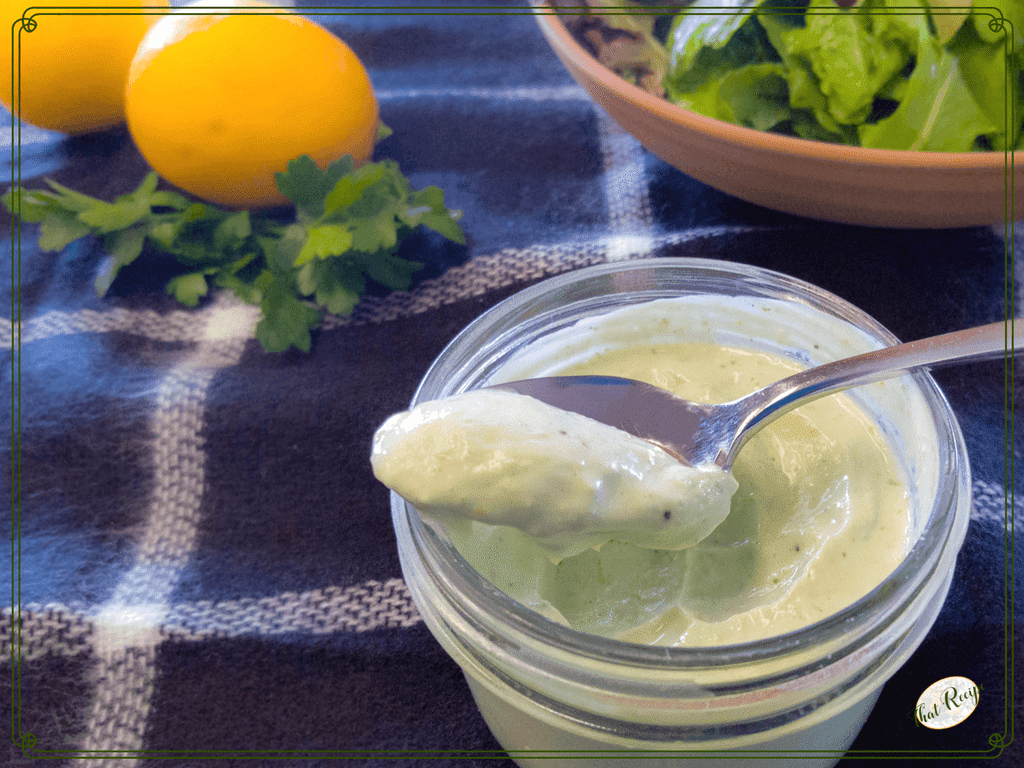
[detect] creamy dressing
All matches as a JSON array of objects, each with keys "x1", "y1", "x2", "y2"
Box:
[
  {"x1": 543, "y1": 342, "x2": 911, "y2": 644},
  {"x1": 372, "y1": 388, "x2": 738, "y2": 560},
  {"x1": 374, "y1": 330, "x2": 912, "y2": 646}
]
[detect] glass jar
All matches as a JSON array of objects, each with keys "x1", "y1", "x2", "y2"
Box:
[{"x1": 390, "y1": 258, "x2": 972, "y2": 767}]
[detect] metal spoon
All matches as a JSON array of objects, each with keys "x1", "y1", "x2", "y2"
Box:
[{"x1": 491, "y1": 319, "x2": 1019, "y2": 470}]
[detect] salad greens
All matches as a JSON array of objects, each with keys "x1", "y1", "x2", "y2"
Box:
[
  {"x1": 3, "y1": 154, "x2": 465, "y2": 353},
  {"x1": 562, "y1": 0, "x2": 1022, "y2": 151}
]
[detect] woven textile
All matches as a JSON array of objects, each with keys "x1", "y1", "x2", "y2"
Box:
[{"x1": 2, "y1": 2, "x2": 1021, "y2": 765}]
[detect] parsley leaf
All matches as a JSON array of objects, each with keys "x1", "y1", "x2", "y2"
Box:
[
  {"x1": 274, "y1": 154, "x2": 354, "y2": 221},
  {"x1": 95, "y1": 224, "x2": 148, "y2": 294},
  {"x1": 3, "y1": 149, "x2": 466, "y2": 353},
  {"x1": 39, "y1": 209, "x2": 93, "y2": 252},
  {"x1": 167, "y1": 271, "x2": 213, "y2": 307},
  {"x1": 295, "y1": 224, "x2": 353, "y2": 266},
  {"x1": 254, "y1": 270, "x2": 321, "y2": 353}
]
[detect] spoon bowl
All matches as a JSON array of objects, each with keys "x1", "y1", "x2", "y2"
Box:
[{"x1": 493, "y1": 319, "x2": 1019, "y2": 469}]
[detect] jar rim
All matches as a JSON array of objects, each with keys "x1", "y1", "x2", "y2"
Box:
[{"x1": 397, "y1": 257, "x2": 972, "y2": 669}]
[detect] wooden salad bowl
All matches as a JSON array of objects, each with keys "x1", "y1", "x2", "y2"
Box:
[{"x1": 532, "y1": 4, "x2": 1018, "y2": 229}]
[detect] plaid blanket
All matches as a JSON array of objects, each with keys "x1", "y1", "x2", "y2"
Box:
[{"x1": 2, "y1": 1, "x2": 1020, "y2": 765}]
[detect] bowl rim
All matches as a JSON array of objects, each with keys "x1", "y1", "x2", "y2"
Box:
[{"x1": 532, "y1": 1, "x2": 1009, "y2": 170}]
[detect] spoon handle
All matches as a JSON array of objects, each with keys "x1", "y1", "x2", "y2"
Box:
[{"x1": 722, "y1": 318, "x2": 1020, "y2": 467}]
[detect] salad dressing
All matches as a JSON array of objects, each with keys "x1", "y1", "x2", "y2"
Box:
[
  {"x1": 372, "y1": 388, "x2": 738, "y2": 561},
  {"x1": 374, "y1": 338, "x2": 911, "y2": 645}
]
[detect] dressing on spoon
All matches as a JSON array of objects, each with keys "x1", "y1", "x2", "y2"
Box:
[
  {"x1": 374, "y1": 331, "x2": 913, "y2": 642},
  {"x1": 373, "y1": 318, "x2": 1012, "y2": 559},
  {"x1": 371, "y1": 388, "x2": 738, "y2": 560}
]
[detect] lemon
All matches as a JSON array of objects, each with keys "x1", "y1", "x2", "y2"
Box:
[
  {"x1": 0, "y1": 0, "x2": 167, "y2": 134},
  {"x1": 125, "y1": 1, "x2": 380, "y2": 209}
]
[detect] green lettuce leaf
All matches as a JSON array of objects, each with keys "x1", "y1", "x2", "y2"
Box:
[
  {"x1": 859, "y1": 20, "x2": 999, "y2": 150},
  {"x1": 781, "y1": 0, "x2": 917, "y2": 125},
  {"x1": 945, "y1": 1, "x2": 1023, "y2": 149},
  {"x1": 610, "y1": 0, "x2": 1019, "y2": 151},
  {"x1": 664, "y1": 0, "x2": 780, "y2": 98},
  {"x1": 673, "y1": 62, "x2": 792, "y2": 131}
]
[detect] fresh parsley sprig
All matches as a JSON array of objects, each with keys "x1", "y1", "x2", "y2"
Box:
[{"x1": 3, "y1": 153, "x2": 465, "y2": 353}]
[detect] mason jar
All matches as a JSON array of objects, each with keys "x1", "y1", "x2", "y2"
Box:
[{"x1": 390, "y1": 258, "x2": 972, "y2": 767}]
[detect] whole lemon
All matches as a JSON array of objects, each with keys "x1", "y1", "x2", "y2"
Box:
[
  {"x1": 0, "y1": 0, "x2": 167, "y2": 134},
  {"x1": 125, "y1": 2, "x2": 379, "y2": 209}
]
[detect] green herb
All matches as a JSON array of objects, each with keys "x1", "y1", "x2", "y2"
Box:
[{"x1": 3, "y1": 153, "x2": 465, "y2": 353}]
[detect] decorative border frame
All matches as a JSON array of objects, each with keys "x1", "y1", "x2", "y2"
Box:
[{"x1": 7, "y1": 2, "x2": 1016, "y2": 761}]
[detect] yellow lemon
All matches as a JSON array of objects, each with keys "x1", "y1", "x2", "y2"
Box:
[
  {"x1": 0, "y1": 0, "x2": 167, "y2": 134},
  {"x1": 125, "y1": 1, "x2": 379, "y2": 208}
]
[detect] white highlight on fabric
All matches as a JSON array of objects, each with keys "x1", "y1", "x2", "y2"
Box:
[
  {"x1": 0, "y1": 122, "x2": 64, "y2": 147},
  {"x1": 971, "y1": 478, "x2": 1023, "y2": 527},
  {"x1": 595, "y1": 108, "x2": 654, "y2": 261},
  {"x1": 603, "y1": 234, "x2": 656, "y2": 262},
  {"x1": 92, "y1": 604, "x2": 166, "y2": 659},
  {"x1": 201, "y1": 296, "x2": 261, "y2": 342}
]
